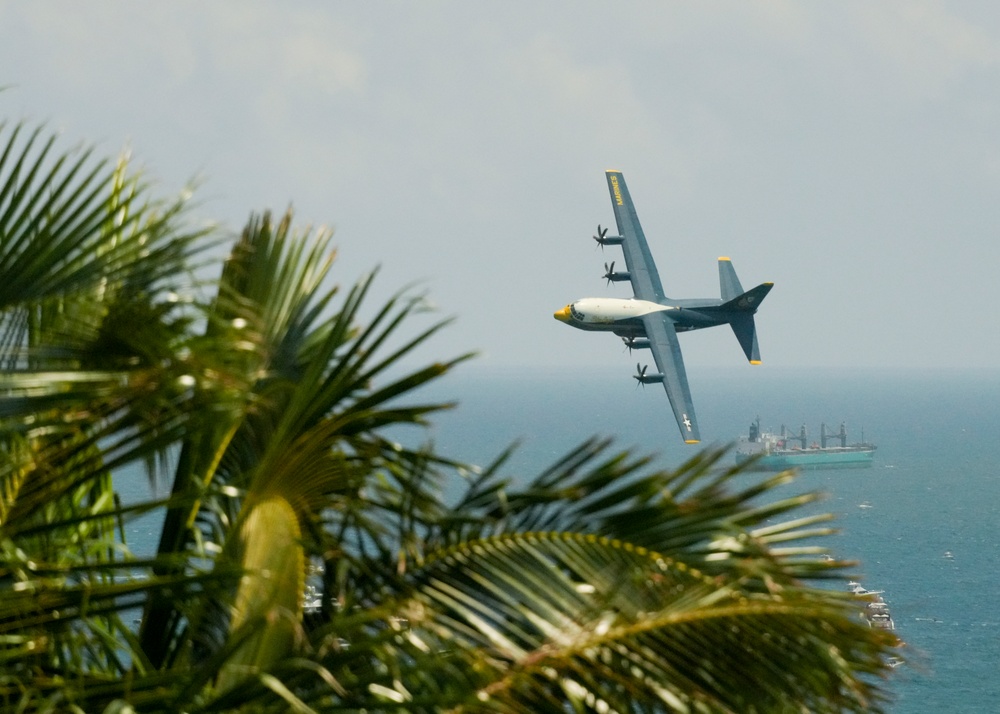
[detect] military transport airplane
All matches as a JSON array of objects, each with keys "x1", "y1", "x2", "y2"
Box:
[{"x1": 554, "y1": 170, "x2": 773, "y2": 443}]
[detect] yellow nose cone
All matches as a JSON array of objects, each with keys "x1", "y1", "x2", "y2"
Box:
[{"x1": 553, "y1": 305, "x2": 571, "y2": 322}]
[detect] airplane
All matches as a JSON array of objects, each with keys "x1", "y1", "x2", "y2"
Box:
[{"x1": 553, "y1": 170, "x2": 773, "y2": 443}]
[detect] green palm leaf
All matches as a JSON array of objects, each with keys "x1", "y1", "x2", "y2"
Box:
[{"x1": 0, "y1": 120, "x2": 900, "y2": 713}]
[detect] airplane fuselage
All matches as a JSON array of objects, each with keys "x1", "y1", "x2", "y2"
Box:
[{"x1": 554, "y1": 297, "x2": 728, "y2": 336}]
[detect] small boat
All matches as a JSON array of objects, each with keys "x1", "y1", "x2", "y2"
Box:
[{"x1": 849, "y1": 581, "x2": 895, "y2": 630}]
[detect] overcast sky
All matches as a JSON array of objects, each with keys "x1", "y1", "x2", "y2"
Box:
[{"x1": 4, "y1": 1, "x2": 1000, "y2": 374}]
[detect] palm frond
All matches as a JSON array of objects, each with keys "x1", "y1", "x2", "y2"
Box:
[
  {"x1": 0, "y1": 120, "x2": 901, "y2": 712},
  {"x1": 373, "y1": 527, "x2": 894, "y2": 713}
]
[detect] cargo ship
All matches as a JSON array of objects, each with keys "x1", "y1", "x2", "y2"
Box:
[{"x1": 735, "y1": 418, "x2": 875, "y2": 471}]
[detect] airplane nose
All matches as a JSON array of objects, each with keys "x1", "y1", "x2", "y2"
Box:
[{"x1": 553, "y1": 305, "x2": 571, "y2": 322}]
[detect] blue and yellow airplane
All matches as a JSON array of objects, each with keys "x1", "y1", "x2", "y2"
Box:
[{"x1": 554, "y1": 171, "x2": 773, "y2": 443}]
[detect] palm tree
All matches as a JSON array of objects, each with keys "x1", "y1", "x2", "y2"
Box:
[{"x1": 0, "y1": 121, "x2": 900, "y2": 713}]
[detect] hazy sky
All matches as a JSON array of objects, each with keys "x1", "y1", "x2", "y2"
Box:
[{"x1": 4, "y1": 2, "x2": 1000, "y2": 373}]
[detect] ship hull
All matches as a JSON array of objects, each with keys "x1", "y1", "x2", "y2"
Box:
[{"x1": 736, "y1": 447, "x2": 875, "y2": 471}]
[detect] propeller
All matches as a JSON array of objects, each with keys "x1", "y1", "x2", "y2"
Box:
[
  {"x1": 603, "y1": 261, "x2": 615, "y2": 286},
  {"x1": 633, "y1": 362, "x2": 649, "y2": 388},
  {"x1": 622, "y1": 336, "x2": 641, "y2": 354},
  {"x1": 592, "y1": 224, "x2": 609, "y2": 249}
]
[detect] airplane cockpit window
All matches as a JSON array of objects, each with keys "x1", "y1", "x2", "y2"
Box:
[{"x1": 570, "y1": 305, "x2": 583, "y2": 320}]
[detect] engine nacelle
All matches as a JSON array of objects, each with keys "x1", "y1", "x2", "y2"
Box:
[
  {"x1": 622, "y1": 336, "x2": 651, "y2": 350},
  {"x1": 633, "y1": 363, "x2": 664, "y2": 384},
  {"x1": 593, "y1": 224, "x2": 624, "y2": 247},
  {"x1": 635, "y1": 372, "x2": 664, "y2": 384},
  {"x1": 605, "y1": 270, "x2": 631, "y2": 282}
]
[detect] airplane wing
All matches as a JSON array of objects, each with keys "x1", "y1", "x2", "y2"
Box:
[
  {"x1": 641, "y1": 311, "x2": 700, "y2": 443},
  {"x1": 605, "y1": 171, "x2": 666, "y2": 301}
]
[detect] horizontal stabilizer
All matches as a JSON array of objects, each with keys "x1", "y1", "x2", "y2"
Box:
[{"x1": 719, "y1": 282, "x2": 773, "y2": 313}]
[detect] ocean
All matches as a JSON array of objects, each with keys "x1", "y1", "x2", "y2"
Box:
[
  {"x1": 123, "y1": 366, "x2": 1000, "y2": 712},
  {"x1": 421, "y1": 365, "x2": 1000, "y2": 713}
]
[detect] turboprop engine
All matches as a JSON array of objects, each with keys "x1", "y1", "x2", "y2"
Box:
[
  {"x1": 622, "y1": 336, "x2": 651, "y2": 353},
  {"x1": 603, "y1": 261, "x2": 631, "y2": 285},
  {"x1": 592, "y1": 224, "x2": 623, "y2": 249},
  {"x1": 633, "y1": 363, "x2": 664, "y2": 385}
]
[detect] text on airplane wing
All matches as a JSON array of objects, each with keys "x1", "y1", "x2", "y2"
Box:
[{"x1": 605, "y1": 171, "x2": 666, "y2": 301}]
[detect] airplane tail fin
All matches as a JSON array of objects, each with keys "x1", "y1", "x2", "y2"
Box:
[
  {"x1": 719, "y1": 281, "x2": 773, "y2": 313},
  {"x1": 718, "y1": 257, "x2": 744, "y2": 302},
  {"x1": 718, "y1": 280, "x2": 773, "y2": 364},
  {"x1": 730, "y1": 314, "x2": 762, "y2": 364}
]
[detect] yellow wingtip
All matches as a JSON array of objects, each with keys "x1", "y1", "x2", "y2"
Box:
[
  {"x1": 718, "y1": 256, "x2": 731, "y2": 261},
  {"x1": 750, "y1": 360, "x2": 762, "y2": 365},
  {"x1": 685, "y1": 439, "x2": 700, "y2": 444}
]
